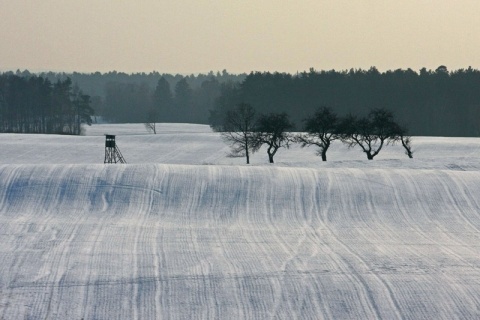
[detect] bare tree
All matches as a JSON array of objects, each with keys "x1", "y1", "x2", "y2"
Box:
[
  {"x1": 389, "y1": 122, "x2": 414, "y2": 159},
  {"x1": 401, "y1": 135, "x2": 414, "y2": 158},
  {"x1": 295, "y1": 106, "x2": 339, "y2": 161},
  {"x1": 144, "y1": 108, "x2": 159, "y2": 134},
  {"x1": 221, "y1": 103, "x2": 259, "y2": 164},
  {"x1": 339, "y1": 108, "x2": 400, "y2": 160},
  {"x1": 255, "y1": 112, "x2": 294, "y2": 163},
  {"x1": 395, "y1": 124, "x2": 414, "y2": 158}
]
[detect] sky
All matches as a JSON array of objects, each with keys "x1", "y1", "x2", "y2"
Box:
[{"x1": 1, "y1": 0, "x2": 480, "y2": 74}]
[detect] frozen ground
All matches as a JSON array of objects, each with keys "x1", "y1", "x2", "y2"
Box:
[{"x1": 0, "y1": 123, "x2": 479, "y2": 319}]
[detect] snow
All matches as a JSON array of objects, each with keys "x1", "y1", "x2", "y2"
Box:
[{"x1": 0, "y1": 123, "x2": 480, "y2": 319}]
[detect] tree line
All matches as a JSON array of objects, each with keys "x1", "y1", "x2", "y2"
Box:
[
  {"x1": 210, "y1": 66, "x2": 480, "y2": 137},
  {"x1": 214, "y1": 103, "x2": 412, "y2": 164},
  {"x1": 102, "y1": 72, "x2": 245, "y2": 125},
  {"x1": 3, "y1": 66, "x2": 480, "y2": 137},
  {"x1": 4, "y1": 69, "x2": 246, "y2": 126},
  {"x1": 0, "y1": 74, "x2": 94, "y2": 134},
  {"x1": 106, "y1": 76, "x2": 221, "y2": 125},
  {"x1": 13, "y1": 69, "x2": 246, "y2": 125}
]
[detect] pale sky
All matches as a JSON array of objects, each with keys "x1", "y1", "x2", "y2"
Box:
[{"x1": 1, "y1": 0, "x2": 480, "y2": 74}]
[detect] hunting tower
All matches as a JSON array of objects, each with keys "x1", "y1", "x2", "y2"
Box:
[{"x1": 104, "y1": 134, "x2": 126, "y2": 164}]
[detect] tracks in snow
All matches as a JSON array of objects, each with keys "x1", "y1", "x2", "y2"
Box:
[{"x1": 0, "y1": 164, "x2": 479, "y2": 319}]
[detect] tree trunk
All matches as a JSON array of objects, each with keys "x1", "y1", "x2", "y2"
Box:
[
  {"x1": 367, "y1": 152, "x2": 374, "y2": 160},
  {"x1": 268, "y1": 153, "x2": 274, "y2": 163},
  {"x1": 321, "y1": 149, "x2": 327, "y2": 161},
  {"x1": 267, "y1": 145, "x2": 276, "y2": 163},
  {"x1": 401, "y1": 138, "x2": 413, "y2": 158}
]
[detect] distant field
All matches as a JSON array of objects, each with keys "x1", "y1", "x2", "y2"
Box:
[{"x1": 0, "y1": 124, "x2": 479, "y2": 319}]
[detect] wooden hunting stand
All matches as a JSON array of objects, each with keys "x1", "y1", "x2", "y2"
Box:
[{"x1": 104, "y1": 134, "x2": 126, "y2": 164}]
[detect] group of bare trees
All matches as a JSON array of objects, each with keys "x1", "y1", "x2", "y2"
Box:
[
  {"x1": 298, "y1": 107, "x2": 413, "y2": 161},
  {"x1": 214, "y1": 104, "x2": 412, "y2": 164},
  {"x1": 218, "y1": 103, "x2": 294, "y2": 164}
]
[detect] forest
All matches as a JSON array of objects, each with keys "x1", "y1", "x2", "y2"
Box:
[
  {"x1": 2, "y1": 66, "x2": 480, "y2": 136},
  {"x1": 0, "y1": 74, "x2": 93, "y2": 134},
  {"x1": 211, "y1": 66, "x2": 480, "y2": 137}
]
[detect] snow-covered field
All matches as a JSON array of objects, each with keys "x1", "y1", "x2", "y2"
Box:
[{"x1": 1, "y1": 123, "x2": 480, "y2": 319}]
